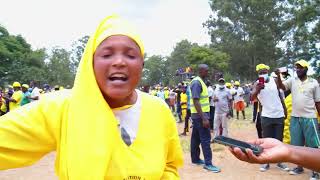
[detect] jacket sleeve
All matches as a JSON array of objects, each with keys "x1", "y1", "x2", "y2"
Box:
[
  {"x1": 161, "y1": 107, "x2": 184, "y2": 179},
  {"x1": 0, "y1": 94, "x2": 63, "y2": 170}
]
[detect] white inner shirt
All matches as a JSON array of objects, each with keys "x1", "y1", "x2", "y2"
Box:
[{"x1": 112, "y1": 90, "x2": 142, "y2": 146}]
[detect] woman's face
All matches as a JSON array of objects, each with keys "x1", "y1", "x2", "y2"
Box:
[{"x1": 93, "y1": 35, "x2": 143, "y2": 103}]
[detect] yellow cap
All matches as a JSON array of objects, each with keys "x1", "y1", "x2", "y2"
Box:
[
  {"x1": 12, "y1": 82, "x2": 21, "y2": 87},
  {"x1": 93, "y1": 14, "x2": 144, "y2": 57},
  {"x1": 225, "y1": 83, "x2": 232, "y2": 87},
  {"x1": 234, "y1": 81, "x2": 240, "y2": 86},
  {"x1": 22, "y1": 84, "x2": 29, "y2": 89},
  {"x1": 256, "y1": 64, "x2": 270, "y2": 72},
  {"x1": 295, "y1": 59, "x2": 309, "y2": 68}
]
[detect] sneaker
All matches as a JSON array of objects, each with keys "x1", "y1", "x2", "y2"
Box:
[
  {"x1": 260, "y1": 164, "x2": 270, "y2": 172},
  {"x1": 290, "y1": 167, "x2": 304, "y2": 175},
  {"x1": 203, "y1": 164, "x2": 221, "y2": 173},
  {"x1": 192, "y1": 159, "x2": 205, "y2": 165},
  {"x1": 310, "y1": 172, "x2": 320, "y2": 180},
  {"x1": 277, "y1": 163, "x2": 290, "y2": 171}
]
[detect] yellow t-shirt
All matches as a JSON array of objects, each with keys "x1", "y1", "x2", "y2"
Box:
[
  {"x1": 9, "y1": 90, "x2": 23, "y2": 111},
  {"x1": 0, "y1": 98, "x2": 6, "y2": 113},
  {"x1": 181, "y1": 93, "x2": 187, "y2": 109}
]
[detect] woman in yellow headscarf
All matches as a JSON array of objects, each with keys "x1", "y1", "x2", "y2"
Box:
[{"x1": 0, "y1": 15, "x2": 183, "y2": 179}]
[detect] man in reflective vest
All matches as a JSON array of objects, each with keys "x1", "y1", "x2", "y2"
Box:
[{"x1": 190, "y1": 64, "x2": 221, "y2": 173}]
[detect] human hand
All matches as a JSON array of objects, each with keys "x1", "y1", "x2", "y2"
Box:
[
  {"x1": 202, "y1": 119, "x2": 210, "y2": 129},
  {"x1": 229, "y1": 138, "x2": 291, "y2": 164},
  {"x1": 256, "y1": 83, "x2": 265, "y2": 91},
  {"x1": 274, "y1": 69, "x2": 281, "y2": 77}
]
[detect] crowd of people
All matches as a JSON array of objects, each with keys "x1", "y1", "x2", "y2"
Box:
[
  {"x1": 142, "y1": 60, "x2": 320, "y2": 179},
  {"x1": 0, "y1": 14, "x2": 319, "y2": 180},
  {"x1": 0, "y1": 81, "x2": 65, "y2": 116}
]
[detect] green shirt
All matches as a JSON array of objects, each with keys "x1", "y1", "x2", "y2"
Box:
[{"x1": 20, "y1": 91, "x2": 31, "y2": 106}]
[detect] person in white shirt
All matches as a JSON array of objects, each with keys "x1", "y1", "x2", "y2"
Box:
[
  {"x1": 233, "y1": 81, "x2": 246, "y2": 120},
  {"x1": 29, "y1": 81, "x2": 40, "y2": 102},
  {"x1": 251, "y1": 63, "x2": 289, "y2": 172}
]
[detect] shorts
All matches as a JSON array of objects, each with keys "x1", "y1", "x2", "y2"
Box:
[
  {"x1": 290, "y1": 116, "x2": 320, "y2": 148},
  {"x1": 234, "y1": 101, "x2": 245, "y2": 111}
]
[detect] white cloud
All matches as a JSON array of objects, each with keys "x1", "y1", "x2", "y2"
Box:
[{"x1": 0, "y1": 0, "x2": 212, "y2": 55}]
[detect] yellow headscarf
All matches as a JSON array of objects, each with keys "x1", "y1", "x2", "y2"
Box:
[{"x1": 63, "y1": 15, "x2": 144, "y2": 179}]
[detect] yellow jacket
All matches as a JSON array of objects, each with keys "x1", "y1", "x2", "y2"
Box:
[
  {"x1": 0, "y1": 98, "x2": 6, "y2": 113},
  {"x1": 283, "y1": 94, "x2": 320, "y2": 144},
  {"x1": 283, "y1": 94, "x2": 292, "y2": 144},
  {"x1": 0, "y1": 15, "x2": 183, "y2": 179}
]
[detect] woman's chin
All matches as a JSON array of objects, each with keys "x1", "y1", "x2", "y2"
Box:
[{"x1": 104, "y1": 89, "x2": 134, "y2": 101}]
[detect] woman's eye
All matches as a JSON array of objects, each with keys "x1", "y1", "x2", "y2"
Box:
[
  {"x1": 102, "y1": 54, "x2": 112, "y2": 58},
  {"x1": 127, "y1": 54, "x2": 136, "y2": 59}
]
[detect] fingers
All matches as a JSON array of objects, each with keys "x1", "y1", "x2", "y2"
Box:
[
  {"x1": 229, "y1": 147, "x2": 250, "y2": 162},
  {"x1": 245, "y1": 148, "x2": 261, "y2": 163}
]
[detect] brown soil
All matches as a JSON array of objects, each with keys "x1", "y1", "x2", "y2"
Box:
[{"x1": 0, "y1": 118, "x2": 311, "y2": 180}]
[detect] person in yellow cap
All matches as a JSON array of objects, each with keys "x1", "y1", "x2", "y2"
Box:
[
  {"x1": 233, "y1": 81, "x2": 246, "y2": 120},
  {"x1": 0, "y1": 15, "x2": 183, "y2": 179},
  {"x1": 3, "y1": 82, "x2": 23, "y2": 112},
  {"x1": 20, "y1": 84, "x2": 31, "y2": 106},
  {"x1": 251, "y1": 64, "x2": 289, "y2": 172},
  {"x1": 276, "y1": 59, "x2": 320, "y2": 178}
]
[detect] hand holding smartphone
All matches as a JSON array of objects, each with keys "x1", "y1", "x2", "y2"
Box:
[{"x1": 213, "y1": 136, "x2": 263, "y2": 156}]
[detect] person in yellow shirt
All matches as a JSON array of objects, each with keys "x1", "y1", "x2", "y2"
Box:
[
  {"x1": 4, "y1": 82, "x2": 23, "y2": 112},
  {"x1": 180, "y1": 86, "x2": 188, "y2": 121},
  {"x1": 0, "y1": 15, "x2": 183, "y2": 179}
]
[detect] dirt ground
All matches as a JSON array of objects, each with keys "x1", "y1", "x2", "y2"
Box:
[{"x1": 0, "y1": 114, "x2": 311, "y2": 180}]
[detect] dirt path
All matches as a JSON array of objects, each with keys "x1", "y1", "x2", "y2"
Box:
[{"x1": 0, "y1": 118, "x2": 311, "y2": 180}]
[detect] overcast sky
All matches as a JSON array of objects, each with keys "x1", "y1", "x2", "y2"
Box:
[{"x1": 0, "y1": 0, "x2": 212, "y2": 56}]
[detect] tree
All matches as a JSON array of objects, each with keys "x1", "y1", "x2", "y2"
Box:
[
  {"x1": 283, "y1": 0, "x2": 320, "y2": 71},
  {"x1": 46, "y1": 47, "x2": 74, "y2": 87},
  {"x1": 0, "y1": 25, "x2": 47, "y2": 86},
  {"x1": 70, "y1": 35, "x2": 89, "y2": 75},
  {"x1": 166, "y1": 40, "x2": 195, "y2": 84},
  {"x1": 204, "y1": 0, "x2": 292, "y2": 81},
  {"x1": 142, "y1": 55, "x2": 169, "y2": 86}
]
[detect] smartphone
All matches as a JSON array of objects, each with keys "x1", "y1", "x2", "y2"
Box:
[
  {"x1": 213, "y1": 136, "x2": 263, "y2": 155},
  {"x1": 258, "y1": 77, "x2": 264, "y2": 85}
]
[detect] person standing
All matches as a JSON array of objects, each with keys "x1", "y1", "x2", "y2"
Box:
[
  {"x1": 234, "y1": 81, "x2": 246, "y2": 120},
  {"x1": 276, "y1": 60, "x2": 320, "y2": 179},
  {"x1": 156, "y1": 87, "x2": 165, "y2": 101},
  {"x1": 190, "y1": 64, "x2": 220, "y2": 173},
  {"x1": 180, "y1": 84, "x2": 192, "y2": 136},
  {"x1": 164, "y1": 87, "x2": 170, "y2": 106},
  {"x1": 174, "y1": 84, "x2": 183, "y2": 123},
  {"x1": 213, "y1": 78, "x2": 232, "y2": 138},
  {"x1": 4, "y1": 82, "x2": 23, "y2": 112},
  {"x1": 20, "y1": 84, "x2": 31, "y2": 106},
  {"x1": 251, "y1": 64, "x2": 289, "y2": 172},
  {"x1": 207, "y1": 81, "x2": 215, "y2": 131},
  {"x1": 29, "y1": 81, "x2": 40, "y2": 102}
]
